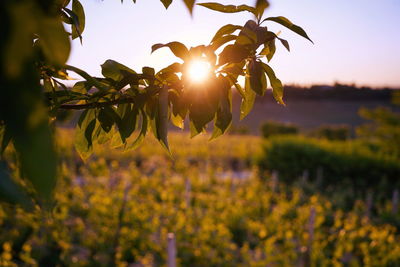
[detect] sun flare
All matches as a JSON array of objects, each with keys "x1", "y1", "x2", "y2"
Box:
[{"x1": 187, "y1": 60, "x2": 211, "y2": 83}]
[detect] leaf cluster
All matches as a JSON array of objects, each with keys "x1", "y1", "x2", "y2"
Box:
[{"x1": 0, "y1": 0, "x2": 312, "y2": 206}]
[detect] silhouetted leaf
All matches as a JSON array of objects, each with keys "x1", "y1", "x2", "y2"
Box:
[
  {"x1": 125, "y1": 110, "x2": 148, "y2": 150},
  {"x1": 183, "y1": 0, "x2": 195, "y2": 14},
  {"x1": 71, "y1": 0, "x2": 85, "y2": 42},
  {"x1": 98, "y1": 106, "x2": 118, "y2": 133},
  {"x1": 211, "y1": 77, "x2": 232, "y2": 139},
  {"x1": 249, "y1": 60, "x2": 267, "y2": 95},
  {"x1": 157, "y1": 87, "x2": 170, "y2": 151},
  {"x1": 75, "y1": 109, "x2": 96, "y2": 160},
  {"x1": 116, "y1": 104, "x2": 138, "y2": 142},
  {"x1": 210, "y1": 35, "x2": 237, "y2": 51},
  {"x1": 263, "y1": 16, "x2": 313, "y2": 43},
  {"x1": 254, "y1": 0, "x2": 269, "y2": 18},
  {"x1": 161, "y1": 0, "x2": 173, "y2": 9},
  {"x1": 262, "y1": 62, "x2": 285, "y2": 105},
  {"x1": 151, "y1": 42, "x2": 189, "y2": 61},
  {"x1": 218, "y1": 44, "x2": 249, "y2": 65},
  {"x1": 101, "y1": 60, "x2": 136, "y2": 82},
  {"x1": 198, "y1": 2, "x2": 255, "y2": 14},
  {"x1": 266, "y1": 39, "x2": 276, "y2": 62},
  {"x1": 240, "y1": 74, "x2": 256, "y2": 120},
  {"x1": 188, "y1": 78, "x2": 220, "y2": 136},
  {"x1": 142, "y1": 67, "x2": 155, "y2": 77},
  {"x1": 278, "y1": 37, "x2": 290, "y2": 51},
  {"x1": 211, "y1": 24, "x2": 242, "y2": 42}
]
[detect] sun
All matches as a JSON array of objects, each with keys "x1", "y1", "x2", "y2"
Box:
[{"x1": 187, "y1": 60, "x2": 211, "y2": 83}]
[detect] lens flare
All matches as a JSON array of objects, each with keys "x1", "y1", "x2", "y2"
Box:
[{"x1": 187, "y1": 60, "x2": 211, "y2": 83}]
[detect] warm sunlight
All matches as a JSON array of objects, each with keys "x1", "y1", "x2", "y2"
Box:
[{"x1": 187, "y1": 60, "x2": 211, "y2": 83}]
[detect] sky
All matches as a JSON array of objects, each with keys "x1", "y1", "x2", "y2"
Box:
[{"x1": 67, "y1": 0, "x2": 400, "y2": 88}]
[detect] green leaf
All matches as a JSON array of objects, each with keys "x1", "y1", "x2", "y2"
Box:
[
  {"x1": 211, "y1": 24, "x2": 242, "y2": 43},
  {"x1": 71, "y1": 0, "x2": 85, "y2": 42},
  {"x1": 188, "y1": 78, "x2": 221, "y2": 136},
  {"x1": 142, "y1": 67, "x2": 155, "y2": 77},
  {"x1": 249, "y1": 60, "x2": 267, "y2": 96},
  {"x1": 74, "y1": 109, "x2": 96, "y2": 160},
  {"x1": 263, "y1": 16, "x2": 313, "y2": 43},
  {"x1": 169, "y1": 90, "x2": 187, "y2": 129},
  {"x1": 98, "y1": 106, "x2": 118, "y2": 133},
  {"x1": 218, "y1": 44, "x2": 249, "y2": 65},
  {"x1": 240, "y1": 75, "x2": 256, "y2": 120},
  {"x1": 211, "y1": 77, "x2": 232, "y2": 139},
  {"x1": 38, "y1": 17, "x2": 71, "y2": 66},
  {"x1": 0, "y1": 162, "x2": 33, "y2": 209},
  {"x1": 161, "y1": 0, "x2": 173, "y2": 9},
  {"x1": 266, "y1": 39, "x2": 276, "y2": 62},
  {"x1": 151, "y1": 42, "x2": 189, "y2": 61},
  {"x1": 171, "y1": 113, "x2": 184, "y2": 129},
  {"x1": 101, "y1": 60, "x2": 137, "y2": 82},
  {"x1": 72, "y1": 81, "x2": 90, "y2": 93},
  {"x1": 262, "y1": 62, "x2": 285, "y2": 105},
  {"x1": 157, "y1": 87, "x2": 170, "y2": 151},
  {"x1": 84, "y1": 119, "x2": 96, "y2": 147},
  {"x1": 125, "y1": 110, "x2": 148, "y2": 150},
  {"x1": 116, "y1": 104, "x2": 138, "y2": 142},
  {"x1": 197, "y1": 2, "x2": 256, "y2": 14}
]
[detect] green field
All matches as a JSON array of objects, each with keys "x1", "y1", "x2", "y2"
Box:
[{"x1": 1, "y1": 131, "x2": 400, "y2": 266}]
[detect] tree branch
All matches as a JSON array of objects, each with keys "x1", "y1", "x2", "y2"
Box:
[{"x1": 59, "y1": 98, "x2": 136, "y2": 110}]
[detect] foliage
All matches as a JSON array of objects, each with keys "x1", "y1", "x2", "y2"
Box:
[
  {"x1": 256, "y1": 136, "x2": 400, "y2": 195},
  {"x1": 0, "y1": 0, "x2": 312, "y2": 205},
  {"x1": 356, "y1": 107, "x2": 400, "y2": 158},
  {"x1": 1, "y1": 133, "x2": 400, "y2": 266},
  {"x1": 260, "y1": 120, "x2": 299, "y2": 138},
  {"x1": 310, "y1": 125, "x2": 351, "y2": 141}
]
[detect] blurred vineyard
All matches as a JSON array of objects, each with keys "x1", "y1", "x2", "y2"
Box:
[{"x1": 1, "y1": 130, "x2": 400, "y2": 266}]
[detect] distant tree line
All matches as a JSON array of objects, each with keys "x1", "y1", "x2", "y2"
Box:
[{"x1": 248, "y1": 83, "x2": 399, "y2": 103}]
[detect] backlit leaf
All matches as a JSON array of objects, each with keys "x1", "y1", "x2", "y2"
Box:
[
  {"x1": 249, "y1": 60, "x2": 267, "y2": 96},
  {"x1": 240, "y1": 74, "x2": 256, "y2": 120},
  {"x1": 278, "y1": 37, "x2": 290, "y2": 51},
  {"x1": 254, "y1": 0, "x2": 269, "y2": 18},
  {"x1": 151, "y1": 42, "x2": 189, "y2": 61},
  {"x1": 198, "y1": 2, "x2": 256, "y2": 14},
  {"x1": 218, "y1": 44, "x2": 249, "y2": 65},
  {"x1": 101, "y1": 60, "x2": 137, "y2": 82},
  {"x1": 71, "y1": 0, "x2": 85, "y2": 42},
  {"x1": 262, "y1": 62, "x2": 285, "y2": 105},
  {"x1": 210, "y1": 35, "x2": 237, "y2": 51},
  {"x1": 211, "y1": 77, "x2": 232, "y2": 139},
  {"x1": 263, "y1": 16, "x2": 313, "y2": 43},
  {"x1": 211, "y1": 24, "x2": 242, "y2": 43}
]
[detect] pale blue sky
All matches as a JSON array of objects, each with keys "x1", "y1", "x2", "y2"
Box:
[{"x1": 67, "y1": 0, "x2": 400, "y2": 87}]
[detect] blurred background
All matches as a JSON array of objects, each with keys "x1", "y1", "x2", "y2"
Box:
[{"x1": 2, "y1": 1, "x2": 400, "y2": 266}]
